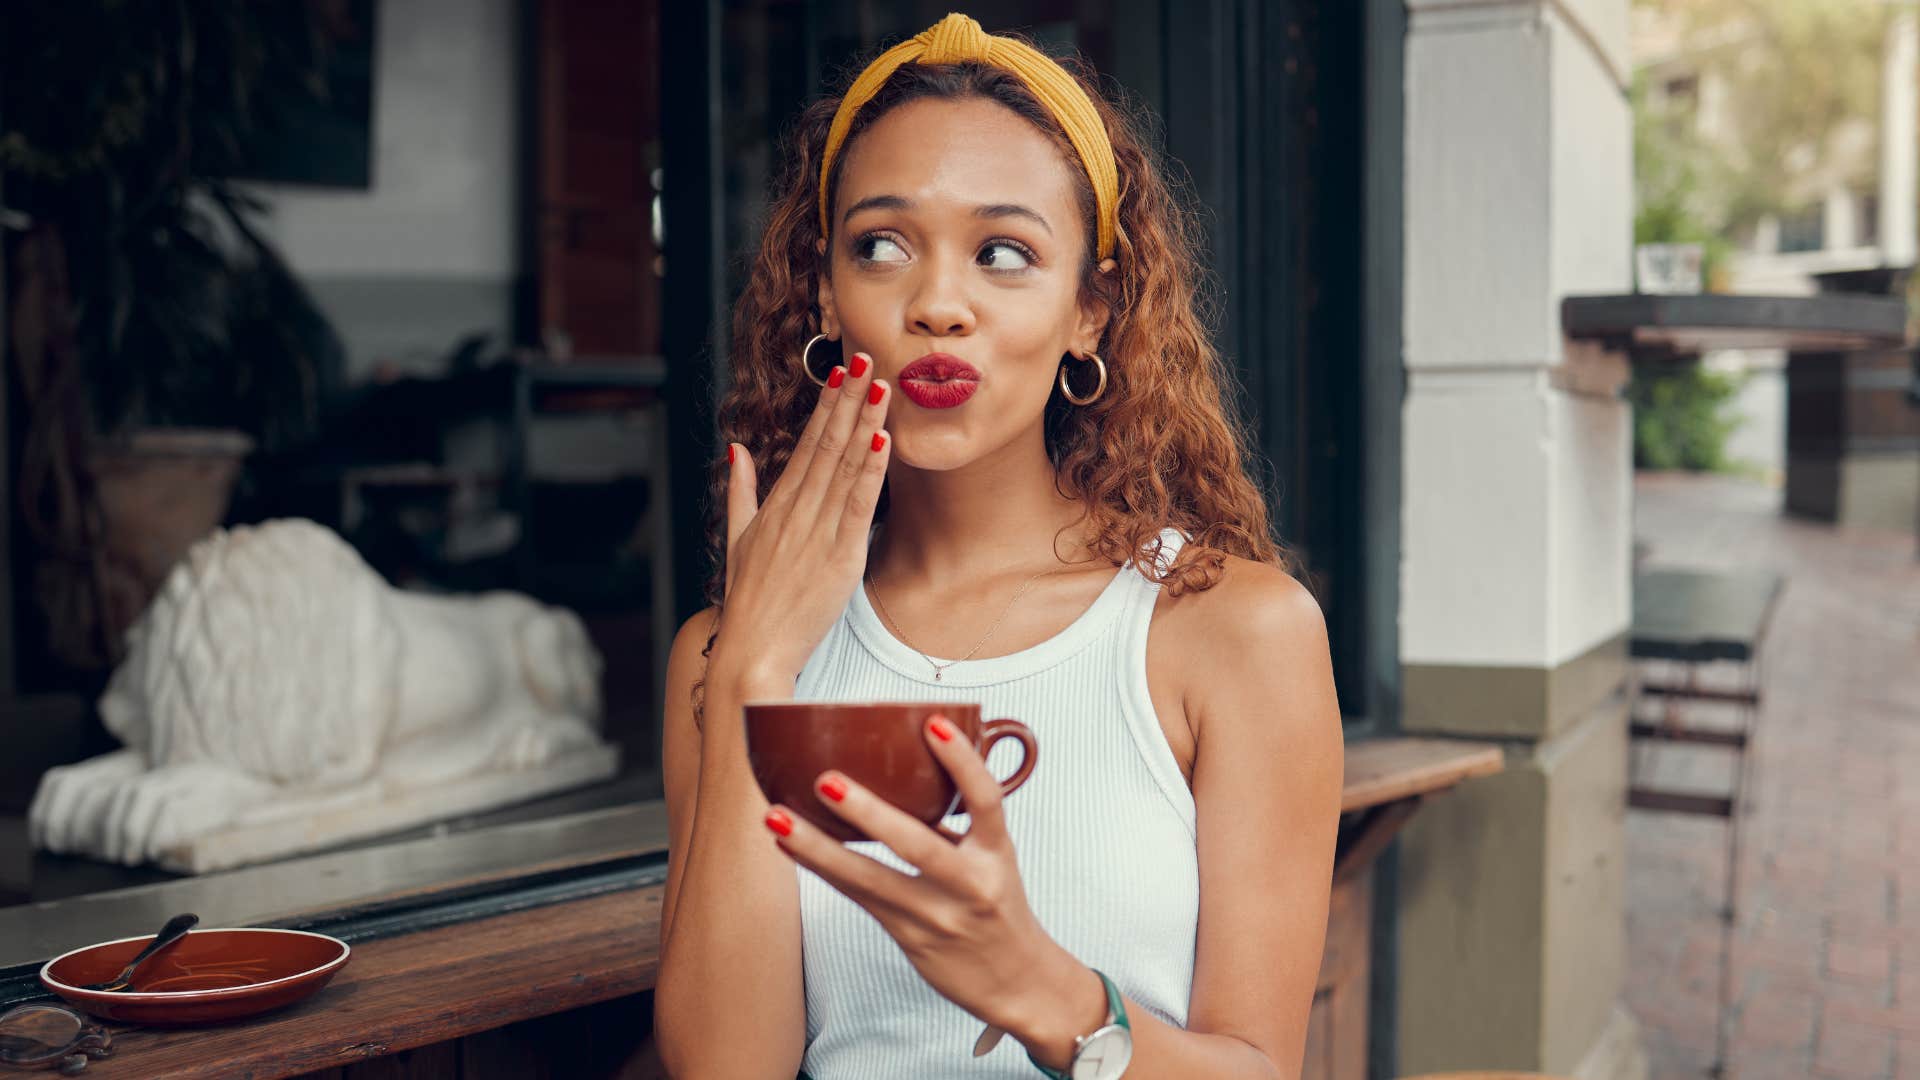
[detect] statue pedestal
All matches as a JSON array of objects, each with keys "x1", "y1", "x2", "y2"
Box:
[{"x1": 162, "y1": 746, "x2": 621, "y2": 874}]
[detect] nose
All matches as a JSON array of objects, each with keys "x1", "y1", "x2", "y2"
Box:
[{"x1": 906, "y1": 255, "x2": 975, "y2": 337}]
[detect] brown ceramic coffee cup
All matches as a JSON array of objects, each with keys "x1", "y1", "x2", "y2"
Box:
[{"x1": 744, "y1": 702, "x2": 1038, "y2": 843}]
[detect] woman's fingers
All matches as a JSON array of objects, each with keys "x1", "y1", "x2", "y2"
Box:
[
  {"x1": 723, "y1": 442, "x2": 760, "y2": 596},
  {"x1": 838, "y1": 420, "x2": 891, "y2": 547},
  {"x1": 766, "y1": 802, "x2": 920, "y2": 914},
  {"x1": 819, "y1": 377, "x2": 889, "y2": 540},
  {"x1": 807, "y1": 770, "x2": 963, "y2": 881},
  {"x1": 790, "y1": 353, "x2": 878, "y2": 523},
  {"x1": 758, "y1": 358, "x2": 847, "y2": 521},
  {"x1": 924, "y1": 716, "x2": 1009, "y2": 844}
]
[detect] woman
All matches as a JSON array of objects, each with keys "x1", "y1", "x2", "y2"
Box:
[{"x1": 654, "y1": 14, "x2": 1342, "y2": 1079}]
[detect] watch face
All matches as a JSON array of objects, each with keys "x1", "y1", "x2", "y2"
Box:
[{"x1": 1069, "y1": 1025, "x2": 1133, "y2": 1080}]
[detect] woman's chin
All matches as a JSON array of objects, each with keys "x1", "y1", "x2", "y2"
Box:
[
  {"x1": 886, "y1": 428, "x2": 978, "y2": 473},
  {"x1": 889, "y1": 446, "x2": 962, "y2": 473}
]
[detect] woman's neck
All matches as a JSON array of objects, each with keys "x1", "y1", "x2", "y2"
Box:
[{"x1": 871, "y1": 429, "x2": 1096, "y2": 591}]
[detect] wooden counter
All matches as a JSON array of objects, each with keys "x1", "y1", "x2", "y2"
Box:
[
  {"x1": 67, "y1": 736, "x2": 1502, "y2": 1080},
  {"x1": 1309, "y1": 737, "x2": 1504, "y2": 1080},
  {"x1": 75, "y1": 887, "x2": 662, "y2": 1079},
  {"x1": 1340, "y1": 736, "x2": 1503, "y2": 815}
]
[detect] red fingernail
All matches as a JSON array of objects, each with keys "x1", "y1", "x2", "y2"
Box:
[
  {"x1": 871, "y1": 432, "x2": 886, "y2": 452},
  {"x1": 765, "y1": 808, "x2": 793, "y2": 837},
  {"x1": 828, "y1": 366, "x2": 846, "y2": 389},
  {"x1": 868, "y1": 381, "x2": 885, "y2": 405},
  {"x1": 929, "y1": 717, "x2": 955, "y2": 742},
  {"x1": 850, "y1": 354, "x2": 869, "y2": 378},
  {"x1": 726, "y1": 444, "x2": 735, "y2": 464},
  {"x1": 818, "y1": 776, "x2": 848, "y2": 803}
]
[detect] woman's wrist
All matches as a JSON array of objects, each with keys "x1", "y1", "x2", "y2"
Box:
[
  {"x1": 1002, "y1": 945, "x2": 1110, "y2": 1071},
  {"x1": 705, "y1": 648, "x2": 797, "y2": 706}
]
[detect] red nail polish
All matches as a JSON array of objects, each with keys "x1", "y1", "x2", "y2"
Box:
[
  {"x1": 850, "y1": 354, "x2": 869, "y2": 378},
  {"x1": 828, "y1": 366, "x2": 846, "y2": 389},
  {"x1": 868, "y1": 382, "x2": 885, "y2": 405},
  {"x1": 929, "y1": 717, "x2": 955, "y2": 742},
  {"x1": 818, "y1": 776, "x2": 848, "y2": 803},
  {"x1": 726, "y1": 444, "x2": 735, "y2": 465},
  {"x1": 765, "y1": 809, "x2": 793, "y2": 837},
  {"x1": 871, "y1": 432, "x2": 886, "y2": 452}
]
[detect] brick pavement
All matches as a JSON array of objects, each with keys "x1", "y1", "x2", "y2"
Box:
[{"x1": 1626, "y1": 473, "x2": 1920, "y2": 1080}]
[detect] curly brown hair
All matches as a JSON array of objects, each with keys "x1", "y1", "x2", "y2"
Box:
[{"x1": 694, "y1": 41, "x2": 1292, "y2": 713}]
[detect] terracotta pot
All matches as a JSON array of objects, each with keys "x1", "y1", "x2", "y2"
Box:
[{"x1": 89, "y1": 427, "x2": 253, "y2": 653}]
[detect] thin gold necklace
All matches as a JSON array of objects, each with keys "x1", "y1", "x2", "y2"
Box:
[{"x1": 865, "y1": 563, "x2": 1073, "y2": 681}]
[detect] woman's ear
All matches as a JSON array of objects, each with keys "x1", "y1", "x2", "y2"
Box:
[
  {"x1": 815, "y1": 237, "x2": 839, "y2": 337},
  {"x1": 1072, "y1": 257, "x2": 1119, "y2": 355}
]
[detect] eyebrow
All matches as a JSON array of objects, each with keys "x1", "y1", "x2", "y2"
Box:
[
  {"x1": 973, "y1": 202, "x2": 1053, "y2": 235},
  {"x1": 842, "y1": 194, "x2": 911, "y2": 221},
  {"x1": 841, "y1": 195, "x2": 1054, "y2": 236}
]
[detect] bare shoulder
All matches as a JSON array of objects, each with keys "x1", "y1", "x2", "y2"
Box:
[
  {"x1": 1160, "y1": 554, "x2": 1328, "y2": 662},
  {"x1": 664, "y1": 606, "x2": 723, "y2": 728},
  {"x1": 1159, "y1": 555, "x2": 1337, "y2": 747},
  {"x1": 668, "y1": 606, "x2": 723, "y2": 674}
]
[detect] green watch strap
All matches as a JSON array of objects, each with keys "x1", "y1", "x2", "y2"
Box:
[{"x1": 1027, "y1": 968, "x2": 1128, "y2": 1079}]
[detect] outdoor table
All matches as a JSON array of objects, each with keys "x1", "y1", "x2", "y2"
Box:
[
  {"x1": 1561, "y1": 292, "x2": 1916, "y2": 534},
  {"x1": 15, "y1": 737, "x2": 1500, "y2": 1080},
  {"x1": 1559, "y1": 292, "x2": 1907, "y2": 355}
]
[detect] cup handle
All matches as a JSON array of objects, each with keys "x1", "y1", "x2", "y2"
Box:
[{"x1": 979, "y1": 718, "x2": 1038, "y2": 798}]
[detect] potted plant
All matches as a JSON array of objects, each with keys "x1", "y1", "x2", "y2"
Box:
[{"x1": 2, "y1": 1, "x2": 346, "y2": 676}]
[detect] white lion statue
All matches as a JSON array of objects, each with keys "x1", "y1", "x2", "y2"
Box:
[{"x1": 29, "y1": 519, "x2": 617, "y2": 872}]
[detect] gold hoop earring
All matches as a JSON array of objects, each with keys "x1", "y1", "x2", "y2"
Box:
[
  {"x1": 801, "y1": 334, "x2": 840, "y2": 388},
  {"x1": 1059, "y1": 353, "x2": 1107, "y2": 406}
]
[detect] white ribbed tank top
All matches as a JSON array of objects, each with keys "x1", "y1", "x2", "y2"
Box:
[{"x1": 793, "y1": 527, "x2": 1199, "y2": 1079}]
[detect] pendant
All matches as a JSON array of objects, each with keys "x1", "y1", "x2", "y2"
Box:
[{"x1": 934, "y1": 670, "x2": 943, "y2": 681}]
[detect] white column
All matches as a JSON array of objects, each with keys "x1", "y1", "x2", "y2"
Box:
[
  {"x1": 1826, "y1": 187, "x2": 1855, "y2": 253},
  {"x1": 1401, "y1": 0, "x2": 1633, "y2": 673},
  {"x1": 1879, "y1": 11, "x2": 1917, "y2": 265},
  {"x1": 1398, "y1": 1, "x2": 1642, "y2": 1077}
]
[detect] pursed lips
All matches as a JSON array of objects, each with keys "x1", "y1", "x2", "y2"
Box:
[{"x1": 895, "y1": 353, "x2": 981, "y2": 409}]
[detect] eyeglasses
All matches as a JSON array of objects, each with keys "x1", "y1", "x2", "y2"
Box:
[{"x1": 0, "y1": 1004, "x2": 112, "y2": 1073}]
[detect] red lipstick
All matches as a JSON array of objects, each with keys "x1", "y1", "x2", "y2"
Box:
[{"x1": 896, "y1": 353, "x2": 981, "y2": 410}]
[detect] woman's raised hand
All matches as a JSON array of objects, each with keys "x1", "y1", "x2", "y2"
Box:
[{"x1": 709, "y1": 352, "x2": 892, "y2": 695}]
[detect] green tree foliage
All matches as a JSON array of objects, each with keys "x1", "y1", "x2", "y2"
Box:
[
  {"x1": 1633, "y1": 71, "x2": 1737, "y2": 287},
  {"x1": 1635, "y1": 0, "x2": 1890, "y2": 234},
  {"x1": 1628, "y1": 364, "x2": 1748, "y2": 471}
]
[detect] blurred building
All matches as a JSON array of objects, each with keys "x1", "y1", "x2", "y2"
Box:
[
  {"x1": 1631, "y1": 4, "x2": 1920, "y2": 496},
  {"x1": 1632, "y1": 3, "x2": 1918, "y2": 291}
]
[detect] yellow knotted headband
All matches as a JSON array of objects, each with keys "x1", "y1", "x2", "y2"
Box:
[{"x1": 816, "y1": 12, "x2": 1119, "y2": 261}]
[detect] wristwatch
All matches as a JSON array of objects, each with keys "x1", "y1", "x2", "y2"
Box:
[{"x1": 1027, "y1": 969, "x2": 1133, "y2": 1080}]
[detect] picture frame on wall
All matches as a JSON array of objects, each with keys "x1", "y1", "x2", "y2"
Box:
[{"x1": 239, "y1": 0, "x2": 377, "y2": 189}]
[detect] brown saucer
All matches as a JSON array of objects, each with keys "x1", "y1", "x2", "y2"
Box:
[{"x1": 40, "y1": 928, "x2": 350, "y2": 1025}]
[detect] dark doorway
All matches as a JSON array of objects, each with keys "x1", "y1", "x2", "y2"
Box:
[{"x1": 535, "y1": 0, "x2": 664, "y2": 361}]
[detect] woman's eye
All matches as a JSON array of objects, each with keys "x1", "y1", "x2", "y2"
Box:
[
  {"x1": 978, "y1": 242, "x2": 1032, "y2": 271},
  {"x1": 855, "y1": 235, "x2": 908, "y2": 264}
]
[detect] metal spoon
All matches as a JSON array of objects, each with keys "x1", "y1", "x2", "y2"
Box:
[{"x1": 81, "y1": 913, "x2": 199, "y2": 993}]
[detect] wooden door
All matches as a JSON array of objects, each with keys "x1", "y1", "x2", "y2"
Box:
[{"x1": 537, "y1": 0, "x2": 663, "y2": 360}]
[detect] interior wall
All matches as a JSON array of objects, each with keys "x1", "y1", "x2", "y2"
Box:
[{"x1": 249, "y1": 0, "x2": 523, "y2": 380}]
